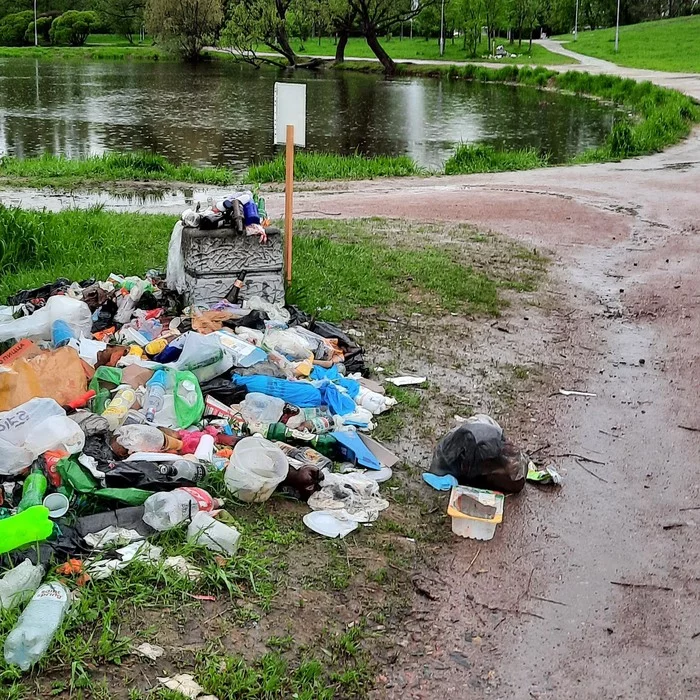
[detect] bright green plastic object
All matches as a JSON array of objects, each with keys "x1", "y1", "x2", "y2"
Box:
[{"x1": 0, "y1": 506, "x2": 54, "y2": 555}]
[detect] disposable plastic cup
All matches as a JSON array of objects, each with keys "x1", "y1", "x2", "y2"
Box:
[{"x1": 43, "y1": 493, "x2": 70, "y2": 519}]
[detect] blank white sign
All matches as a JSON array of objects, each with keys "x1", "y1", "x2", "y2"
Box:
[{"x1": 274, "y1": 82, "x2": 306, "y2": 147}]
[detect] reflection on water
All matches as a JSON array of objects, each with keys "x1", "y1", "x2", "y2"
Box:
[{"x1": 0, "y1": 59, "x2": 616, "y2": 170}]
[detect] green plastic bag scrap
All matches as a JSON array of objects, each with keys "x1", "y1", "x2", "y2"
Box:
[
  {"x1": 526, "y1": 460, "x2": 563, "y2": 485},
  {"x1": 89, "y1": 366, "x2": 123, "y2": 414},
  {"x1": 93, "y1": 488, "x2": 152, "y2": 506},
  {"x1": 57, "y1": 457, "x2": 99, "y2": 493},
  {"x1": 173, "y1": 370, "x2": 204, "y2": 429}
]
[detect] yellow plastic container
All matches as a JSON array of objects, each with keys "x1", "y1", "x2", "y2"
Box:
[{"x1": 447, "y1": 486, "x2": 504, "y2": 540}]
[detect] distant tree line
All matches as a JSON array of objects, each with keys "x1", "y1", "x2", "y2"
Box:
[{"x1": 0, "y1": 0, "x2": 697, "y2": 63}]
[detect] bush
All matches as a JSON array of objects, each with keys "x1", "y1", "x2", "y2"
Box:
[
  {"x1": 49, "y1": 10, "x2": 99, "y2": 46},
  {"x1": 0, "y1": 10, "x2": 33, "y2": 46},
  {"x1": 24, "y1": 15, "x2": 54, "y2": 45}
]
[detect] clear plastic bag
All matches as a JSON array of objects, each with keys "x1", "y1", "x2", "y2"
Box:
[
  {"x1": 0, "y1": 296, "x2": 92, "y2": 343},
  {"x1": 165, "y1": 221, "x2": 186, "y2": 294},
  {"x1": 263, "y1": 328, "x2": 313, "y2": 361}
]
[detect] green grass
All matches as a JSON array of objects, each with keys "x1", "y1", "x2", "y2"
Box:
[
  {"x1": 247, "y1": 152, "x2": 423, "y2": 182},
  {"x1": 555, "y1": 15, "x2": 700, "y2": 73},
  {"x1": 444, "y1": 143, "x2": 547, "y2": 174},
  {"x1": 0, "y1": 44, "x2": 166, "y2": 60},
  {"x1": 280, "y1": 35, "x2": 577, "y2": 65},
  {"x1": 0, "y1": 152, "x2": 236, "y2": 188}
]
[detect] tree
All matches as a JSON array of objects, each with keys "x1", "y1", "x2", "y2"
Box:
[
  {"x1": 50, "y1": 10, "x2": 99, "y2": 45},
  {"x1": 145, "y1": 0, "x2": 223, "y2": 61},
  {"x1": 451, "y1": 0, "x2": 482, "y2": 55},
  {"x1": 482, "y1": 0, "x2": 503, "y2": 53},
  {"x1": 0, "y1": 10, "x2": 32, "y2": 46},
  {"x1": 99, "y1": 0, "x2": 145, "y2": 43},
  {"x1": 327, "y1": 0, "x2": 357, "y2": 62},
  {"x1": 347, "y1": 0, "x2": 429, "y2": 73},
  {"x1": 508, "y1": 0, "x2": 528, "y2": 44}
]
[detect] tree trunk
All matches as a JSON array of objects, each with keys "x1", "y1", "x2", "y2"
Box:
[
  {"x1": 335, "y1": 28, "x2": 349, "y2": 63},
  {"x1": 276, "y1": 25, "x2": 298, "y2": 65},
  {"x1": 365, "y1": 29, "x2": 396, "y2": 74},
  {"x1": 529, "y1": 28, "x2": 533, "y2": 52}
]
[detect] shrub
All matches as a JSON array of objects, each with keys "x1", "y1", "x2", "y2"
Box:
[
  {"x1": 0, "y1": 11, "x2": 33, "y2": 46},
  {"x1": 24, "y1": 15, "x2": 54, "y2": 44},
  {"x1": 50, "y1": 10, "x2": 99, "y2": 46}
]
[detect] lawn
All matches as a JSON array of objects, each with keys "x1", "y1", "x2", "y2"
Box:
[
  {"x1": 554, "y1": 15, "x2": 700, "y2": 73},
  {"x1": 0, "y1": 33, "x2": 164, "y2": 60},
  {"x1": 288, "y1": 35, "x2": 577, "y2": 65}
]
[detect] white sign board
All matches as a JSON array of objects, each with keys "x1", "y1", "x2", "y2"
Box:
[{"x1": 274, "y1": 82, "x2": 306, "y2": 147}]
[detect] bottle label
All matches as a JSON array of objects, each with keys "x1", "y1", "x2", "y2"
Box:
[{"x1": 179, "y1": 487, "x2": 214, "y2": 512}]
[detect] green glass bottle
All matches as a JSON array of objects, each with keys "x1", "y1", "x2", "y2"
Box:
[
  {"x1": 263, "y1": 423, "x2": 337, "y2": 458},
  {"x1": 17, "y1": 471, "x2": 48, "y2": 512}
]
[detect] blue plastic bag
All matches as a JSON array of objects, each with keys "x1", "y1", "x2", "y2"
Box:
[{"x1": 232, "y1": 375, "x2": 322, "y2": 407}]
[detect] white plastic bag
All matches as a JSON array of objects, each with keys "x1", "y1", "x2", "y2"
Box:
[
  {"x1": 166, "y1": 221, "x2": 186, "y2": 294},
  {"x1": 0, "y1": 398, "x2": 68, "y2": 476},
  {"x1": 263, "y1": 328, "x2": 313, "y2": 360},
  {"x1": 239, "y1": 393, "x2": 285, "y2": 426},
  {"x1": 225, "y1": 436, "x2": 288, "y2": 503},
  {"x1": 0, "y1": 296, "x2": 92, "y2": 343}
]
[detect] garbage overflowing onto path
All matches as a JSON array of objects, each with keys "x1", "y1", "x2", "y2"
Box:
[{"x1": 0, "y1": 193, "x2": 560, "y2": 673}]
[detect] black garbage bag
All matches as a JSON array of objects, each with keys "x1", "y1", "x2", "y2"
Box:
[
  {"x1": 104, "y1": 461, "x2": 197, "y2": 491},
  {"x1": 310, "y1": 320, "x2": 368, "y2": 377},
  {"x1": 76, "y1": 506, "x2": 155, "y2": 539},
  {"x1": 430, "y1": 418, "x2": 526, "y2": 493},
  {"x1": 287, "y1": 305, "x2": 313, "y2": 326},
  {"x1": 136, "y1": 291, "x2": 159, "y2": 311},
  {"x1": 82, "y1": 432, "x2": 119, "y2": 466},
  {"x1": 222, "y1": 310, "x2": 268, "y2": 331},
  {"x1": 199, "y1": 378, "x2": 247, "y2": 405},
  {"x1": 91, "y1": 300, "x2": 118, "y2": 333},
  {"x1": 7, "y1": 278, "x2": 71, "y2": 307}
]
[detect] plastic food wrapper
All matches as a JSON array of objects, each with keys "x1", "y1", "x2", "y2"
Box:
[
  {"x1": 0, "y1": 346, "x2": 89, "y2": 411},
  {"x1": 430, "y1": 415, "x2": 527, "y2": 493},
  {"x1": 526, "y1": 461, "x2": 563, "y2": 485},
  {"x1": 307, "y1": 472, "x2": 389, "y2": 522}
]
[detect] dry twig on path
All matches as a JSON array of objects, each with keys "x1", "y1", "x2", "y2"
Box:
[{"x1": 611, "y1": 580, "x2": 673, "y2": 592}]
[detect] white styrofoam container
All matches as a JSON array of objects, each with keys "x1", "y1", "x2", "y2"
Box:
[{"x1": 447, "y1": 486, "x2": 504, "y2": 540}]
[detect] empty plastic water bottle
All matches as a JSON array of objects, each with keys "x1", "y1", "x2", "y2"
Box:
[
  {"x1": 143, "y1": 369, "x2": 167, "y2": 423},
  {"x1": 0, "y1": 560, "x2": 44, "y2": 611},
  {"x1": 142, "y1": 487, "x2": 221, "y2": 531},
  {"x1": 102, "y1": 385, "x2": 137, "y2": 431},
  {"x1": 4, "y1": 582, "x2": 70, "y2": 671}
]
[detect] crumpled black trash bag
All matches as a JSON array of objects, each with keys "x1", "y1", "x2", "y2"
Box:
[
  {"x1": 7, "y1": 278, "x2": 71, "y2": 306},
  {"x1": 430, "y1": 419, "x2": 526, "y2": 493},
  {"x1": 76, "y1": 505, "x2": 154, "y2": 539},
  {"x1": 136, "y1": 291, "x2": 159, "y2": 311},
  {"x1": 287, "y1": 305, "x2": 313, "y2": 326},
  {"x1": 199, "y1": 377, "x2": 247, "y2": 405},
  {"x1": 222, "y1": 310, "x2": 268, "y2": 331},
  {"x1": 104, "y1": 461, "x2": 197, "y2": 492},
  {"x1": 310, "y1": 320, "x2": 368, "y2": 377},
  {"x1": 91, "y1": 299, "x2": 118, "y2": 333}
]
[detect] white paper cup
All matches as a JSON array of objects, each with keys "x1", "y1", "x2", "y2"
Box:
[{"x1": 43, "y1": 493, "x2": 70, "y2": 519}]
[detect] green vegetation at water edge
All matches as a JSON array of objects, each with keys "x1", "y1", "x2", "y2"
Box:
[
  {"x1": 339, "y1": 62, "x2": 699, "y2": 163},
  {"x1": 555, "y1": 15, "x2": 700, "y2": 74},
  {"x1": 444, "y1": 144, "x2": 547, "y2": 174},
  {"x1": 0, "y1": 152, "x2": 234, "y2": 187},
  {"x1": 246, "y1": 153, "x2": 423, "y2": 183},
  {"x1": 283, "y1": 36, "x2": 577, "y2": 65}
]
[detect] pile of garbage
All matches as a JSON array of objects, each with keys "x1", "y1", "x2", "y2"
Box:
[{"x1": 0, "y1": 263, "x2": 400, "y2": 671}]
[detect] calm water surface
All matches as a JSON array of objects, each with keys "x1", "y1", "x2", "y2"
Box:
[{"x1": 0, "y1": 59, "x2": 616, "y2": 170}]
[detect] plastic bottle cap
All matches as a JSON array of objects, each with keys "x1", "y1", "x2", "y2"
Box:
[
  {"x1": 182, "y1": 380, "x2": 195, "y2": 391},
  {"x1": 43, "y1": 493, "x2": 70, "y2": 519}
]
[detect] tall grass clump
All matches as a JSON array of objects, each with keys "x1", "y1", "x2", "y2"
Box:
[
  {"x1": 0, "y1": 152, "x2": 236, "y2": 186},
  {"x1": 444, "y1": 144, "x2": 547, "y2": 175},
  {"x1": 246, "y1": 152, "x2": 422, "y2": 183},
  {"x1": 0, "y1": 206, "x2": 51, "y2": 276}
]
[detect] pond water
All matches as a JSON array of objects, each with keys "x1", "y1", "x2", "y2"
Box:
[{"x1": 0, "y1": 59, "x2": 616, "y2": 171}]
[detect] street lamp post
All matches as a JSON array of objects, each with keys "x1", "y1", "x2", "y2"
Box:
[
  {"x1": 33, "y1": 0, "x2": 38, "y2": 46},
  {"x1": 574, "y1": 0, "x2": 579, "y2": 41},
  {"x1": 614, "y1": 0, "x2": 621, "y2": 52},
  {"x1": 439, "y1": 0, "x2": 445, "y2": 57}
]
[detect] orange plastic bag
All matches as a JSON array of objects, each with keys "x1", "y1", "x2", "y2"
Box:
[{"x1": 0, "y1": 347, "x2": 89, "y2": 411}]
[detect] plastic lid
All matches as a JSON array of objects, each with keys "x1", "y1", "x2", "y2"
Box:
[{"x1": 303, "y1": 511, "x2": 358, "y2": 539}]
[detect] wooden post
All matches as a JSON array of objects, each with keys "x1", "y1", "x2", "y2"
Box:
[{"x1": 284, "y1": 124, "x2": 294, "y2": 285}]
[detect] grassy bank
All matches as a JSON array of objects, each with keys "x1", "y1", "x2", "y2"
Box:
[
  {"x1": 0, "y1": 45, "x2": 166, "y2": 61},
  {"x1": 0, "y1": 152, "x2": 234, "y2": 188},
  {"x1": 286, "y1": 35, "x2": 576, "y2": 65},
  {"x1": 444, "y1": 144, "x2": 547, "y2": 174},
  {"x1": 555, "y1": 15, "x2": 700, "y2": 73},
  {"x1": 0, "y1": 208, "x2": 542, "y2": 318},
  {"x1": 247, "y1": 153, "x2": 423, "y2": 183}
]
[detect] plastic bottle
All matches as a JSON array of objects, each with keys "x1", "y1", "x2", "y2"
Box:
[
  {"x1": 142, "y1": 487, "x2": 220, "y2": 531},
  {"x1": 17, "y1": 472, "x2": 48, "y2": 512},
  {"x1": 114, "y1": 425, "x2": 167, "y2": 453},
  {"x1": 286, "y1": 407, "x2": 327, "y2": 430},
  {"x1": 193, "y1": 434, "x2": 215, "y2": 462},
  {"x1": 144, "y1": 370, "x2": 167, "y2": 423},
  {"x1": 158, "y1": 460, "x2": 207, "y2": 482},
  {"x1": 102, "y1": 386, "x2": 137, "y2": 431},
  {"x1": 51, "y1": 320, "x2": 75, "y2": 348},
  {"x1": 187, "y1": 512, "x2": 240, "y2": 556},
  {"x1": 4, "y1": 582, "x2": 71, "y2": 671},
  {"x1": 0, "y1": 507, "x2": 54, "y2": 555},
  {"x1": 177, "y1": 378, "x2": 198, "y2": 408},
  {"x1": 0, "y1": 560, "x2": 44, "y2": 611},
  {"x1": 299, "y1": 417, "x2": 333, "y2": 434}
]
